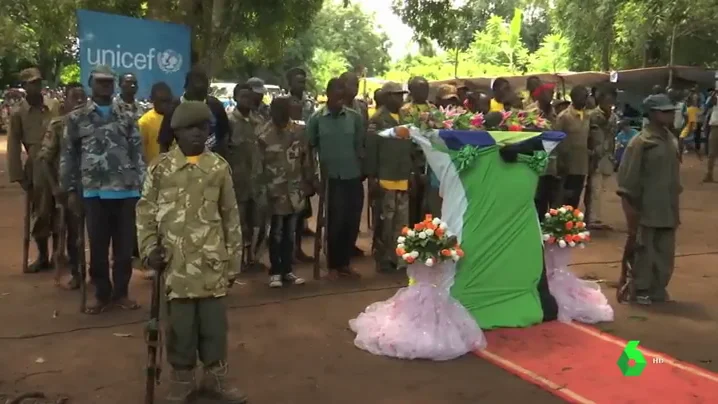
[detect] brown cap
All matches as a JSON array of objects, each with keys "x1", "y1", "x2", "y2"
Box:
[
  {"x1": 171, "y1": 101, "x2": 213, "y2": 129},
  {"x1": 19, "y1": 68, "x2": 42, "y2": 83},
  {"x1": 91, "y1": 64, "x2": 116, "y2": 80},
  {"x1": 436, "y1": 84, "x2": 459, "y2": 100},
  {"x1": 380, "y1": 81, "x2": 407, "y2": 94}
]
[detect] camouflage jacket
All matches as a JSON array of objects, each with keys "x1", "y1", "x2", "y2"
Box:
[
  {"x1": 59, "y1": 100, "x2": 146, "y2": 194},
  {"x1": 6, "y1": 98, "x2": 55, "y2": 183},
  {"x1": 227, "y1": 109, "x2": 263, "y2": 202},
  {"x1": 365, "y1": 107, "x2": 416, "y2": 181},
  {"x1": 113, "y1": 96, "x2": 144, "y2": 121},
  {"x1": 36, "y1": 115, "x2": 67, "y2": 195},
  {"x1": 257, "y1": 103, "x2": 271, "y2": 121},
  {"x1": 291, "y1": 93, "x2": 316, "y2": 123},
  {"x1": 589, "y1": 108, "x2": 618, "y2": 175},
  {"x1": 135, "y1": 148, "x2": 242, "y2": 300},
  {"x1": 257, "y1": 120, "x2": 314, "y2": 216}
]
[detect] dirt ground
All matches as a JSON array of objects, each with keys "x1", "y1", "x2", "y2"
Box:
[{"x1": 0, "y1": 138, "x2": 716, "y2": 404}]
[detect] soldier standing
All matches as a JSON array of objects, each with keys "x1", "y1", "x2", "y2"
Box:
[
  {"x1": 528, "y1": 83, "x2": 560, "y2": 219},
  {"x1": 617, "y1": 94, "x2": 682, "y2": 305},
  {"x1": 258, "y1": 97, "x2": 314, "y2": 287},
  {"x1": 286, "y1": 67, "x2": 316, "y2": 262},
  {"x1": 60, "y1": 65, "x2": 145, "y2": 314},
  {"x1": 339, "y1": 71, "x2": 369, "y2": 257},
  {"x1": 136, "y1": 101, "x2": 247, "y2": 403},
  {"x1": 399, "y1": 76, "x2": 432, "y2": 225},
  {"x1": 228, "y1": 83, "x2": 264, "y2": 271},
  {"x1": 366, "y1": 82, "x2": 414, "y2": 273},
  {"x1": 7, "y1": 67, "x2": 58, "y2": 273},
  {"x1": 114, "y1": 73, "x2": 142, "y2": 120},
  {"x1": 36, "y1": 82, "x2": 87, "y2": 289},
  {"x1": 586, "y1": 87, "x2": 618, "y2": 229},
  {"x1": 554, "y1": 86, "x2": 590, "y2": 209},
  {"x1": 247, "y1": 77, "x2": 271, "y2": 120}
]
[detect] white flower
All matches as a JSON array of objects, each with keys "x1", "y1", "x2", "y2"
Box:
[
  {"x1": 397, "y1": 243, "x2": 405, "y2": 250},
  {"x1": 407, "y1": 230, "x2": 416, "y2": 237},
  {"x1": 425, "y1": 258, "x2": 434, "y2": 267},
  {"x1": 558, "y1": 207, "x2": 567, "y2": 214},
  {"x1": 558, "y1": 239, "x2": 567, "y2": 248},
  {"x1": 451, "y1": 250, "x2": 458, "y2": 257},
  {"x1": 578, "y1": 213, "x2": 584, "y2": 220},
  {"x1": 579, "y1": 243, "x2": 586, "y2": 249},
  {"x1": 544, "y1": 213, "x2": 551, "y2": 219},
  {"x1": 583, "y1": 231, "x2": 591, "y2": 237},
  {"x1": 452, "y1": 255, "x2": 460, "y2": 261},
  {"x1": 425, "y1": 229, "x2": 434, "y2": 236},
  {"x1": 418, "y1": 232, "x2": 427, "y2": 239},
  {"x1": 432, "y1": 218, "x2": 441, "y2": 226},
  {"x1": 397, "y1": 236, "x2": 406, "y2": 243},
  {"x1": 569, "y1": 241, "x2": 576, "y2": 247},
  {"x1": 542, "y1": 233, "x2": 550, "y2": 241},
  {"x1": 402, "y1": 253, "x2": 411, "y2": 260},
  {"x1": 439, "y1": 222, "x2": 447, "y2": 230},
  {"x1": 410, "y1": 251, "x2": 419, "y2": 258}
]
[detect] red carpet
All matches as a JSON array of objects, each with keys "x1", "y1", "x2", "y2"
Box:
[{"x1": 474, "y1": 321, "x2": 718, "y2": 403}]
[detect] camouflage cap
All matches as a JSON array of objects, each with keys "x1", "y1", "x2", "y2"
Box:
[
  {"x1": 19, "y1": 67, "x2": 42, "y2": 83},
  {"x1": 436, "y1": 84, "x2": 459, "y2": 100},
  {"x1": 643, "y1": 94, "x2": 677, "y2": 112},
  {"x1": 171, "y1": 101, "x2": 213, "y2": 129},
  {"x1": 380, "y1": 81, "x2": 407, "y2": 94},
  {"x1": 246, "y1": 77, "x2": 267, "y2": 94},
  {"x1": 91, "y1": 64, "x2": 116, "y2": 80}
]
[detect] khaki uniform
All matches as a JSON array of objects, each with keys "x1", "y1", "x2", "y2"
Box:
[
  {"x1": 7, "y1": 99, "x2": 56, "y2": 240},
  {"x1": 527, "y1": 104, "x2": 561, "y2": 218},
  {"x1": 554, "y1": 105, "x2": 590, "y2": 208},
  {"x1": 136, "y1": 148, "x2": 241, "y2": 367},
  {"x1": 366, "y1": 107, "x2": 414, "y2": 271},
  {"x1": 586, "y1": 109, "x2": 618, "y2": 224},
  {"x1": 616, "y1": 123, "x2": 681, "y2": 299},
  {"x1": 227, "y1": 109, "x2": 264, "y2": 240}
]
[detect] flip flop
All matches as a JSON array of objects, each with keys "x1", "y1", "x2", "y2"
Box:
[
  {"x1": 84, "y1": 300, "x2": 111, "y2": 315},
  {"x1": 113, "y1": 298, "x2": 141, "y2": 310}
]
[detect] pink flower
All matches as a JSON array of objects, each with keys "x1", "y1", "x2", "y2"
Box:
[
  {"x1": 443, "y1": 120, "x2": 454, "y2": 129},
  {"x1": 517, "y1": 111, "x2": 527, "y2": 119},
  {"x1": 502, "y1": 111, "x2": 513, "y2": 120},
  {"x1": 470, "y1": 113, "x2": 485, "y2": 128},
  {"x1": 535, "y1": 118, "x2": 547, "y2": 128}
]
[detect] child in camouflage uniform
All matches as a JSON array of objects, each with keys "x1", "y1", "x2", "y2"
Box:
[{"x1": 135, "y1": 101, "x2": 247, "y2": 404}]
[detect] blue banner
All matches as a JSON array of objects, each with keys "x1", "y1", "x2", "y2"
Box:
[{"x1": 77, "y1": 10, "x2": 191, "y2": 100}]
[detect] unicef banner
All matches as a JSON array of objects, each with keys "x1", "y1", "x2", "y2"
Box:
[{"x1": 77, "y1": 10, "x2": 190, "y2": 100}]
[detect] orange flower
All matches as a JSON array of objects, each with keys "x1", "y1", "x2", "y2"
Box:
[
  {"x1": 426, "y1": 222, "x2": 437, "y2": 230},
  {"x1": 565, "y1": 221, "x2": 574, "y2": 230},
  {"x1": 584, "y1": 235, "x2": 591, "y2": 242},
  {"x1": 425, "y1": 214, "x2": 433, "y2": 221},
  {"x1": 396, "y1": 248, "x2": 406, "y2": 256},
  {"x1": 456, "y1": 249, "x2": 465, "y2": 257},
  {"x1": 395, "y1": 126, "x2": 410, "y2": 139},
  {"x1": 405, "y1": 256, "x2": 415, "y2": 264},
  {"x1": 441, "y1": 249, "x2": 451, "y2": 257},
  {"x1": 414, "y1": 223, "x2": 425, "y2": 231},
  {"x1": 435, "y1": 228, "x2": 445, "y2": 237},
  {"x1": 549, "y1": 209, "x2": 558, "y2": 216},
  {"x1": 577, "y1": 221, "x2": 586, "y2": 229},
  {"x1": 573, "y1": 209, "x2": 582, "y2": 217},
  {"x1": 401, "y1": 227, "x2": 410, "y2": 236},
  {"x1": 548, "y1": 236, "x2": 556, "y2": 243}
]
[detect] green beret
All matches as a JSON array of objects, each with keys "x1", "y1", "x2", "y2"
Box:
[{"x1": 171, "y1": 101, "x2": 213, "y2": 129}]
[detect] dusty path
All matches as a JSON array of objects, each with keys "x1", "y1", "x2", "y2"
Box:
[{"x1": 0, "y1": 138, "x2": 716, "y2": 403}]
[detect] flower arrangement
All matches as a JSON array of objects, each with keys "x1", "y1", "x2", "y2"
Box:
[
  {"x1": 404, "y1": 105, "x2": 550, "y2": 132},
  {"x1": 396, "y1": 215, "x2": 464, "y2": 267},
  {"x1": 541, "y1": 205, "x2": 591, "y2": 248}
]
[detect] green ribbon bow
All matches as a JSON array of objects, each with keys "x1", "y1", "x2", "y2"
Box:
[{"x1": 517, "y1": 150, "x2": 549, "y2": 174}]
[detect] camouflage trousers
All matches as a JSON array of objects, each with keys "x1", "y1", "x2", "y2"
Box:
[{"x1": 373, "y1": 189, "x2": 409, "y2": 271}]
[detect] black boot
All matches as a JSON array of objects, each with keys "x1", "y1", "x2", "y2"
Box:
[{"x1": 25, "y1": 238, "x2": 51, "y2": 273}]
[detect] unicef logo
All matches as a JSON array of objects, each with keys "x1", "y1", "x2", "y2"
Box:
[{"x1": 157, "y1": 49, "x2": 182, "y2": 73}]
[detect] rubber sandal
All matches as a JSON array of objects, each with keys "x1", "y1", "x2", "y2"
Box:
[
  {"x1": 84, "y1": 300, "x2": 111, "y2": 315},
  {"x1": 114, "y1": 298, "x2": 141, "y2": 310}
]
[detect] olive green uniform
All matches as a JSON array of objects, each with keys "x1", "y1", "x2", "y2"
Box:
[
  {"x1": 616, "y1": 123, "x2": 681, "y2": 300},
  {"x1": 136, "y1": 148, "x2": 242, "y2": 368},
  {"x1": 554, "y1": 105, "x2": 590, "y2": 208},
  {"x1": 7, "y1": 99, "x2": 56, "y2": 241},
  {"x1": 587, "y1": 108, "x2": 618, "y2": 224},
  {"x1": 365, "y1": 106, "x2": 415, "y2": 271}
]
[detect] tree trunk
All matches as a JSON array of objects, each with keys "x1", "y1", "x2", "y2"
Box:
[
  {"x1": 667, "y1": 24, "x2": 677, "y2": 88},
  {"x1": 453, "y1": 49, "x2": 459, "y2": 78}
]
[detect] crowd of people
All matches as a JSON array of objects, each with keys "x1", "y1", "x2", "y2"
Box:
[{"x1": 5, "y1": 61, "x2": 713, "y2": 402}]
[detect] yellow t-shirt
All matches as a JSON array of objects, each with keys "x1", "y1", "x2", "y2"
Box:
[
  {"x1": 489, "y1": 98, "x2": 505, "y2": 112},
  {"x1": 379, "y1": 112, "x2": 409, "y2": 191},
  {"x1": 138, "y1": 109, "x2": 164, "y2": 163},
  {"x1": 680, "y1": 106, "x2": 699, "y2": 138}
]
